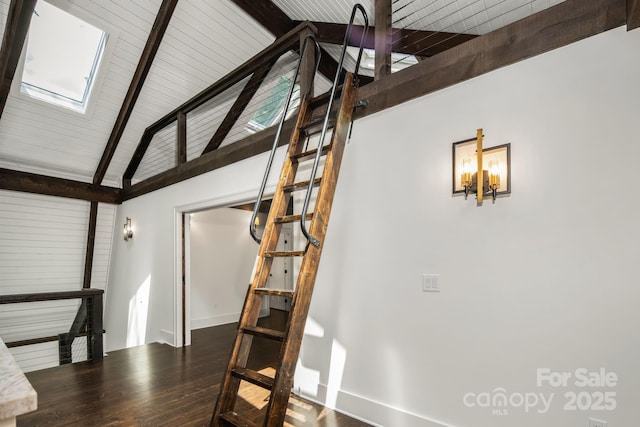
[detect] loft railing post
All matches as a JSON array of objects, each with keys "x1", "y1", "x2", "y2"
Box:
[
  {"x1": 87, "y1": 292, "x2": 104, "y2": 361},
  {"x1": 58, "y1": 333, "x2": 72, "y2": 365}
]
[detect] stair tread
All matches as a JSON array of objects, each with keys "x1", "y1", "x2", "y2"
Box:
[
  {"x1": 283, "y1": 178, "x2": 322, "y2": 192},
  {"x1": 300, "y1": 115, "x2": 336, "y2": 135},
  {"x1": 274, "y1": 213, "x2": 313, "y2": 224},
  {"x1": 243, "y1": 325, "x2": 285, "y2": 341},
  {"x1": 231, "y1": 367, "x2": 275, "y2": 390},
  {"x1": 255, "y1": 288, "x2": 294, "y2": 297},
  {"x1": 290, "y1": 144, "x2": 331, "y2": 163},
  {"x1": 264, "y1": 250, "x2": 305, "y2": 257},
  {"x1": 219, "y1": 412, "x2": 257, "y2": 427}
]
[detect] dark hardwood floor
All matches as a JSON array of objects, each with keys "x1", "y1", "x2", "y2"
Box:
[{"x1": 19, "y1": 310, "x2": 369, "y2": 426}]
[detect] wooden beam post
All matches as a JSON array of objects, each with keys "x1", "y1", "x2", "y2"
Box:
[
  {"x1": 201, "y1": 60, "x2": 275, "y2": 155},
  {"x1": 83, "y1": 202, "x2": 99, "y2": 288},
  {"x1": 0, "y1": 0, "x2": 37, "y2": 119},
  {"x1": 177, "y1": 111, "x2": 187, "y2": 164},
  {"x1": 93, "y1": 0, "x2": 178, "y2": 185},
  {"x1": 629, "y1": 0, "x2": 640, "y2": 29},
  {"x1": 298, "y1": 26, "x2": 316, "y2": 99},
  {"x1": 375, "y1": 0, "x2": 392, "y2": 80}
]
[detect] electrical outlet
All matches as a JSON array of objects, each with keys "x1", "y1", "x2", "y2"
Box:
[{"x1": 590, "y1": 418, "x2": 607, "y2": 427}]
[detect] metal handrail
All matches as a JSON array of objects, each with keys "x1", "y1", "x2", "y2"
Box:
[
  {"x1": 250, "y1": 35, "x2": 322, "y2": 244},
  {"x1": 300, "y1": 4, "x2": 369, "y2": 247}
]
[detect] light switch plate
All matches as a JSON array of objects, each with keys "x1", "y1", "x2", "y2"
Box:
[{"x1": 423, "y1": 274, "x2": 440, "y2": 292}]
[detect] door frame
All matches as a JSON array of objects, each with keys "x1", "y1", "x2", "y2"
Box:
[{"x1": 173, "y1": 186, "x2": 276, "y2": 347}]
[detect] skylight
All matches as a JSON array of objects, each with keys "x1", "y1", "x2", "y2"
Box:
[
  {"x1": 21, "y1": 0, "x2": 107, "y2": 113},
  {"x1": 247, "y1": 76, "x2": 300, "y2": 133}
]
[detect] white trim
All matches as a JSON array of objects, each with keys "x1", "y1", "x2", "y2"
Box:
[{"x1": 297, "y1": 384, "x2": 452, "y2": 427}]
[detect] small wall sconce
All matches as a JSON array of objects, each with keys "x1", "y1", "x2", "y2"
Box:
[
  {"x1": 452, "y1": 129, "x2": 511, "y2": 204},
  {"x1": 123, "y1": 217, "x2": 133, "y2": 241}
]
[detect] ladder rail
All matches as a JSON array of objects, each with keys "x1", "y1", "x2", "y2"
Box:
[
  {"x1": 299, "y1": 4, "x2": 369, "y2": 247},
  {"x1": 250, "y1": 35, "x2": 322, "y2": 244}
]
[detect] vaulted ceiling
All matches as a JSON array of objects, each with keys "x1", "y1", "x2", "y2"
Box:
[{"x1": 0, "y1": 0, "x2": 634, "y2": 202}]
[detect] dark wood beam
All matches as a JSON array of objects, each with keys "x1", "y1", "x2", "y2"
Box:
[
  {"x1": 123, "y1": 21, "x2": 316, "y2": 180},
  {"x1": 230, "y1": 0, "x2": 356, "y2": 86},
  {"x1": 629, "y1": 0, "x2": 640, "y2": 29},
  {"x1": 177, "y1": 111, "x2": 187, "y2": 163},
  {"x1": 0, "y1": 0, "x2": 37, "y2": 119},
  {"x1": 375, "y1": 0, "x2": 392, "y2": 80},
  {"x1": 0, "y1": 168, "x2": 121, "y2": 203},
  {"x1": 230, "y1": 0, "x2": 292, "y2": 36},
  {"x1": 201, "y1": 60, "x2": 276, "y2": 155},
  {"x1": 355, "y1": 0, "x2": 626, "y2": 120},
  {"x1": 123, "y1": 119, "x2": 296, "y2": 200},
  {"x1": 82, "y1": 202, "x2": 99, "y2": 289},
  {"x1": 93, "y1": 0, "x2": 178, "y2": 185},
  {"x1": 301, "y1": 21, "x2": 478, "y2": 56}
]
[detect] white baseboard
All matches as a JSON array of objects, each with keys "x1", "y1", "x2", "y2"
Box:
[
  {"x1": 297, "y1": 384, "x2": 449, "y2": 427},
  {"x1": 191, "y1": 308, "x2": 270, "y2": 330},
  {"x1": 158, "y1": 329, "x2": 174, "y2": 346}
]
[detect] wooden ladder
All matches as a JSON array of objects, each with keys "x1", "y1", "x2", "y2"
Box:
[{"x1": 210, "y1": 72, "x2": 358, "y2": 426}]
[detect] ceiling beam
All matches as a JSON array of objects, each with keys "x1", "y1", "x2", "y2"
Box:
[
  {"x1": 303, "y1": 21, "x2": 478, "y2": 57},
  {"x1": 92, "y1": 0, "x2": 179, "y2": 185},
  {"x1": 355, "y1": 0, "x2": 626, "y2": 120},
  {"x1": 230, "y1": 0, "x2": 363, "y2": 85},
  {"x1": 202, "y1": 59, "x2": 276, "y2": 155},
  {"x1": 0, "y1": 168, "x2": 121, "y2": 203},
  {"x1": 375, "y1": 0, "x2": 392, "y2": 80},
  {"x1": 629, "y1": 0, "x2": 640, "y2": 29},
  {"x1": 0, "y1": 0, "x2": 37, "y2": 120}
]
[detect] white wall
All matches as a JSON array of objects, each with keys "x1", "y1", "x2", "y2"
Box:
[
  {"x1": 294, "y1": 26, "x2": 640, "y2": 427},
  {"x1": 189, "y1": 208, "x2": 258, "y2": 329},
  {"x1": 105, "y1": 150, "x2": 285, "y2": 351},
  {"x1": 105, "y1": 25, "x2": 639, "y2": 427}
]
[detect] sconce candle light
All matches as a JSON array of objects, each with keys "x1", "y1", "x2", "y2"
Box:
[
  {"x1": 123, "y1": 217, "x2": 133, "y2": 241},
  {"x1": 452, "y1": 128, "x2": 511, "y2": 204}
]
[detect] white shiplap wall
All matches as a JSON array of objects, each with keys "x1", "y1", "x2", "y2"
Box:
[{"x1": 0, "y1": 190, "x2": 116, "y2": 372}]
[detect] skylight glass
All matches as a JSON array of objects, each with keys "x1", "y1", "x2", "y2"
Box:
[
  {"x1": 21, "y1": 0, "x2": 107, "y2": 113},
  {"x1": 247, "y1": 76, "x2": 300, "y2": 133}
]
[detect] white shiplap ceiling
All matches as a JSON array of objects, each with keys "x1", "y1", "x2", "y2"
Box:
[{"x1": 0, "y1": 0, "x2": 566, "y2": 187}]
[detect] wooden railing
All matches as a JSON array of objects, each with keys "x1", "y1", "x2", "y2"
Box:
[
  {"x1": 122, "y1": 21, "x2": 319, "y2": 187},
  {"x1": 0, "y1": 289, "x2": 104, "y2": 364}
]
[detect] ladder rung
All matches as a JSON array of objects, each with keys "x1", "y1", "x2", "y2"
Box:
[
  {"x1": 219, "y1": 411, "x2": 257, "y2": 427},
  {"x1": 290, "y1": 144, "x2": 331, "y2": 163},
  {"x1": 300, "y1": 115, "x2": 336, "y2": 135},
  {"x1": 274, "y1": 213, "x2": 312, "y2": 224},
  {"x1": 231, "y1": 367, "x2": 274, "y2": 390},
  {"x1": 255, "y1": 288, "x2": 294, "y2": 298},
  {"x1": 264, "y1": 250, "x2": 305, "y2": 258},
  {"x1": 243, "y1": 326, "x2": 285, "y2": 341},
  {"x1": 283, "y1": 178, "x2": 322, "y2": 193}
]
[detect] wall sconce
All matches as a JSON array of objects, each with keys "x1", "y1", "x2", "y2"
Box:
[
  {"x1": 123, "y1": 217, "x2": 133, "y2": 241},
  {"x1": 452, "y1": 129, "x2": 511, "y2": 204}
]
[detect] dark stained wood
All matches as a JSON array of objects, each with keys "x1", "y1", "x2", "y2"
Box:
[
  {"x1": 0, "y1": 288, "x2": 103, "y2": 304},
  {"x1": 182, "y1": 212, "x2": 186, "y2": 346},
  {"x1": 6, "y1": 336, "x2": 58, "y2": 348},
  {"x1": 17, "y1": 315, "x2": 370, "y2": 426},
  {"x1": 231, "y1": 0, "x2": 360, "y2": 87},
  {"x1": 83, "y1": 202, "x2": 99, "y2": 289},
  {"x1": 355, "y1": 0, "x2": 627, "y2": 120},
  {"x1": 375, "y1": 0, "x2": 392, "y2": 80},
  {"x1": 123, "y1": 22, "x2": 316, "y2": 181},
  {"x1": 629, "y1": 0, "x2": 640, "y2": 29},
  {"x1": 93, "y1": 0, "x2": 179, "y2": 184},
  {"x1": 0, "y1": 0, "x2": 37, "y2": 119},
  {"x1": 303, "y1": 21, "x2": 478, "y2": 56},
  {"x1": 0, "y1": 168, "x2": 121, "y2": 203},
  {"x1": 231, "y1": 367, "x2": 275, "y2": 390},
  {"x1": 202, "y1": 60, "x2": 276, "y2": 155},
  {"x1": 230, "y1": 0, "x2": 293, "y2": 36},
  {"x1": 123, "y1": 118, "x2": 296, "y2": 200},
  {"x1": 177, "y1": 111, "x2": 187, "y2": 163}
]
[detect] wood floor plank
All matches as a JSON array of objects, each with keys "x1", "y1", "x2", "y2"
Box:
[{"x1": 19, "y1": 311, "x2": 370, "y2": 426}]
